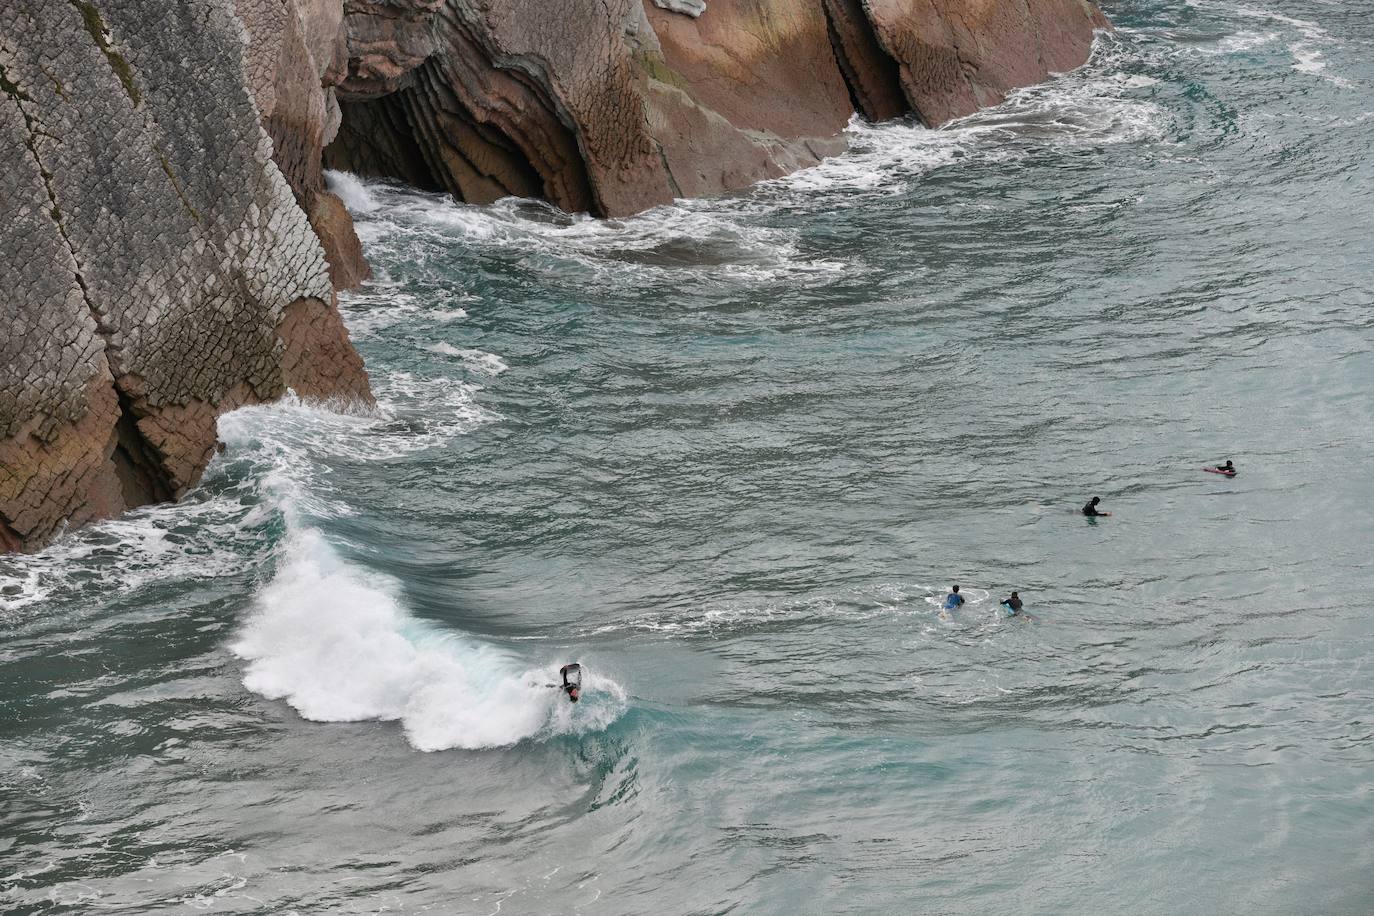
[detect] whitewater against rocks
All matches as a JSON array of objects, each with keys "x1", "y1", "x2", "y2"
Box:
[
  {"x1": 5, "y1": 0, "x2": 1374, "y2": 910},
  {"x1": 1, "y1": 0, "x2": 1106, "y2": 550}
]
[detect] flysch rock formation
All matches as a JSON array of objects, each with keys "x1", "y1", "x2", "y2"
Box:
[
  {"x1": 325, "y1": 0, "x2": 1108, "y2": 217},
  {"x1": 1, "y1": 0, "x2": 371, "y2": 552},
  {"x1": 3, "y1": 0, "x2": 1105, "y2": 551}
]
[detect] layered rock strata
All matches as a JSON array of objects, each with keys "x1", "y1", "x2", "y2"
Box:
[
  {"x1": 3, "y1": 0, "x2": 1105, "y2": 551},
  {"x1": 325, "y1": 0, "x2": 1107, "y2": 217},
  {"x1": 1, "y1": 0, "x2": 371, "y2": 552}
]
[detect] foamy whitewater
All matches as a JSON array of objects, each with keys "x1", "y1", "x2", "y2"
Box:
[
  {"x1": 214, "y1": 393, "x2": 626, "y2": 752},
  {"x1": 4, "y1": 4, "x2": 1374, "y2": 913},
  {"x1": 232, "y1": 526, "x2": 622, "y2": 750}
]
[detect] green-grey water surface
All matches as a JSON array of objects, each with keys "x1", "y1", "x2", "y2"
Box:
[{"x1": 4, "y1": 1, "x2": 1374, "y2": 912}]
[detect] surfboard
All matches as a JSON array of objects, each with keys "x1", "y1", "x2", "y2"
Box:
[
  {"x1": 1002, "y1": 602, "x2": 1035, "y2": 621},
  {"x1": 1203, "y1": 467, "x2": 1236, "y2": 477}
]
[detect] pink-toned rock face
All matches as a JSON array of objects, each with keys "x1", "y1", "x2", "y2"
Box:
[
  {"x1": 862, "y1": 0, "x2": 1108, "y2": 125},
  {"x1": 641, "y1": 0, "x2": 853, "y2": 199},
  {"x1": 336, "y1": 0, "x2": 445, "y2": 100},
  {"x1": 324, "y1": 0, "x2": 1107, "y2": 216},
  {"x1": 646, "y1": 0, "x2": 853, "y2": 141}
]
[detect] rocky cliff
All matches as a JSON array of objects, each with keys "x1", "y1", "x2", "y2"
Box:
[
  {"x1": 325, "y1": 0, "x2": 1108, "y2": 217},
  {"x1": 1, "y1": 0, "x2": 371, "y2": 552},
  {"x1": 2, "y1": 0, "x2": 1105, "y2": 552}
]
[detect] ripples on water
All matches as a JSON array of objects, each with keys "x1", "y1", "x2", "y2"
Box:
[{"x1": 4, "y1": 1, "x2": 1374, "y2": 912}]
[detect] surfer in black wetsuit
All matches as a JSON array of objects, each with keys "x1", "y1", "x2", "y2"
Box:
[
  {"x1": 559, "y1": 663, "x2": 581, "y2": 703},
  {"x1": 1002, "y1": 591, "x2": 1023, "y2": 616},
  {"x1": 1082, "y1": 496, "x2": 1110, "y2": 517},
  {"x1": 1218, "y1": 460, "x2": 1235, "y2": 475}
]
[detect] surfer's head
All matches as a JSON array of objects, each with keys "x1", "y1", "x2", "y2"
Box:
[
  {"x1": 1010, "y1": 591, "x2": 1018, "y2": 599},
  {"x1": 1090, "y1": 496, "x2": 1100, "y2": 504},
  {"x1": 951, "y1": 585, "x2": 959, "y2": 593}
]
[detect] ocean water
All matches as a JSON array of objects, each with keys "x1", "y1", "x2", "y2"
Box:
[{"x1": 4, "y1": 1, "x2": 1374, "y2": 912}]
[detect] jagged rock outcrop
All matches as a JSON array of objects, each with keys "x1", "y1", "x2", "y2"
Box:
[
  {"x1": 0, "y1": 0, "x2": 371, "y2": 552},
  {"x1": 325, "y1": 0, "x2": 1106, "y2": 217},
  {"x1": 237, "y1": 0, "x2": 372, "y2": 288}
]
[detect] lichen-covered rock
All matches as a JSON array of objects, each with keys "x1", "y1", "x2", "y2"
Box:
[{"x1": 0, "y1": 0, "x2": 370, "y2": 552}]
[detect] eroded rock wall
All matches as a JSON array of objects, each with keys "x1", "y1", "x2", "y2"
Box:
[
  {"x1": 3, "y1": 0, "x2": 1107, "y2": 551},
  {"x1": 859, "y1": 0, "x2": 1110, "y2": 125},
  {"x1": 326, "y1": 0, "x2": 860, "y2": 216},
  {"x1": 325, "y1": 0, "x2": 1107, "y2": 216},
  {"x1": 0, "y1": 0, "x2": 370, "y2": 552},
  {"x1": 237, "y1": 0, "x2": 372, "y2": 288}
]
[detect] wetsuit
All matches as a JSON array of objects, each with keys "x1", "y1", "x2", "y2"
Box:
[
  {"x1": 1002, "y1": 595, "x2": 1023, "y2": 615},
  {"x1": 943, "y1": 593, "x2": 964, "y2": 610},
  {"x1": 1082, "y1": 501, "x2": 1101, "y2": 516}
]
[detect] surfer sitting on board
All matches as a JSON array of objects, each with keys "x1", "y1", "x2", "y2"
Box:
[
  {"x1": 1082, "y1": 496, "x2": 1111, "y2": 517},
  {"x1": 1001, "y1": 591, "x2": 1023, "y2": 616},
  {"x1": 943, "y1": 586, "x2": 964, "y2": 610}
]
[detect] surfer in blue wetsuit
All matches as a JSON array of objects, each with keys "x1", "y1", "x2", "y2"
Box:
[
  {"x1": 1082, "y1": 496, "x2": 1111, "y2": 517},
  {"x1": 1001, "y1": 591, "x2": 1023, "y2": 616},
  {"x1": 943, "y1": 586, "x2": 964, "y2": 610}
]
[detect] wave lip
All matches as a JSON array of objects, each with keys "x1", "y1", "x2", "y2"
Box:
[{"x1": 231, "y1": 527, "x2": 626, "y2": 751}]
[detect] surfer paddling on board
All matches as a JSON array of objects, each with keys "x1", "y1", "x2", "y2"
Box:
[
  {"x1": 1000, "y1": 591, "x2": 1035, "y2": 621},
  {"x1": 1082, "y1": 496, "x2": 1111, "y2": 517},
  {"x1": 1204, "y1": 460, "x2": 1237, "y2": 477},
  {"x1": 548, "y1": 663, "x2": 582, "y2": 702},
  {"x1": 943, "y1": 586, "x2": 964, "y2": 611}
]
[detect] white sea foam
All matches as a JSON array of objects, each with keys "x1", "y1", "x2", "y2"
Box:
[
  {"x1": 231, "y1": 526, "x2": 625, "y2": 750},
  {"x1": 217, "y1": 372, "x2": 493, "y2": 466},
  {"x1": 212, "y1": 365, "x2": 628, "y2": 751},
  {"x1": 774, "y1": 38, "x2": 1166, "y2": 199},
  {"x1": 325, "y1": 169, "x2": 382, "y2": 216},
  {"x1": 337, "y1": 276, "x2": 478, "y2": 339},
  {"x1": 0, "y1": 482, "x2": 271, "y2": 616},
  {"x1": 339, "y1": 181, "x2": 847, "y2": 286},
  {"x1": 1189, "y1": 1, "x2": 1352, "y2": 85},
  {"x1": 425, "y1": 343, "x2": 509, "y2": 375}
]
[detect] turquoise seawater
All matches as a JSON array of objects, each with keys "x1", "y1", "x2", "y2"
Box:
[{"x1": 4, "y1": 1, "x2": 1374, "y2": 911}]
